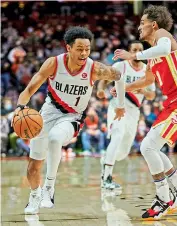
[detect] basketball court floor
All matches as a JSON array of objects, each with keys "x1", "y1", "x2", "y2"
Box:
[{"x1": 1, "y1": 154, "x2": 177, "y2": 226}]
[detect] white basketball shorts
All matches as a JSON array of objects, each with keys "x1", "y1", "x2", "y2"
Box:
[{"x1": 29, "y1": 101, "x2": 83, "y2": 160}]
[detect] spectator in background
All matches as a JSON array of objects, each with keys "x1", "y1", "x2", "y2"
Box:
[
  {"x1": 62, "y1": 137, "x2": 77, "y2": 158},
  {"x1": 133, "y1": 116, "x2": 149, "y2": 152},
  {"x1": 81, "y1": 108, "x2": 105, "y2": 156},
  {"x1": 142, "y1": 102, "x2": 157, "y2": 128},
  {"x1": 1, "y1": 98, "x2": 13, "y2": 115},
  {"x1": 1, "y1": 1, "x2": 177, "y2": 156},
  {"x1": 1, "y1": 115, "x2": 10, "y2": 156},
  {"x1": 1, "y1": 62, "x2": 11, "y2": 97}
]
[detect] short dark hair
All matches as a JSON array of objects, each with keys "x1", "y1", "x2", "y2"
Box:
[
  {"x1": 143, "y1": 5, "x2": 173, "y2": 31},
  {"x1": 64, "y1": 26, "x2": 93, "y2": 46},
  {"x1": 128, "y1": 40, "x2": 143, "y2": 51}
]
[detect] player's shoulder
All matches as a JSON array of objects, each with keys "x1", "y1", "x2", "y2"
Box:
[
  {"x1": 155, "y1": 28, "x2": 172, "y2": 40},
  {"x1": 112, "y1": 60, "x2": 125, "y2": 68},
  {"x1": 43, "y1": 56, "x2": 56, "y2": 65}
]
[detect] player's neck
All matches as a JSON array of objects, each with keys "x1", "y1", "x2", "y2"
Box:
[
  {"x1": 67, "y1": 55, "x2": 82, "y2": 73},
  {"x1": 145, "y1": 33, "x2": 156, "y2": 46},
  {"x1": 129, "y1": 60, "x2": 143, "y2": 70}
]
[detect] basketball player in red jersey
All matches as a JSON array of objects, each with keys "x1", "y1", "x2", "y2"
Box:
[
  {"x1": 13, "y1": 26, "x2": 125, "y2": 214},
  {"x1": 113, "y1": 5, "x2": 177, "y2": 220}
]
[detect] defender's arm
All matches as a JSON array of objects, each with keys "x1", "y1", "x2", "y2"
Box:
[{"x1": 126, "y1": 65, "x2": 155, "y2": 92}]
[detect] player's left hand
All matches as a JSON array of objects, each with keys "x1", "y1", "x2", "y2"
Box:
[
  {"x1": 114, "y1": 108, "x2": 125, "y2": 120},
  {"x1": 112, "y1": 49, "x2": 135, "y2": 61}
]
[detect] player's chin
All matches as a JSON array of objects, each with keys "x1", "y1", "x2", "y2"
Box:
[
  {"x1": 77, "y1": 60, "x2": 86, "y2": 66},
  {"x1": 139, "y1": 35, "x2": 144, "y2": 40}
]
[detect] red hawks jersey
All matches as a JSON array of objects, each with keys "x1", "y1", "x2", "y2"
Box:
[
  {"x1": 150, "y1": 50, "x2": 177, "y2": 107},
  {"x1": 47, "y1": 53, "x2": 94, "y2": 114}
]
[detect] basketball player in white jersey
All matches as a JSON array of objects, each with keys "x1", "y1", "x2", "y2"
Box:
[
  {"x1": 97, "y1": 41, "x2": 156, "y2": 190},
  {"x1": 13, "y1": 26, "x2": 126, "y2": 214}
]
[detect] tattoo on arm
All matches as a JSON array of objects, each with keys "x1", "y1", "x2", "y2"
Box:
[
  {"x1": 109, "y1": 67, "x2": 121, "y2": 81},
  {"x1": 94, "y1": 62, "x2": 121, "y2": 81}
]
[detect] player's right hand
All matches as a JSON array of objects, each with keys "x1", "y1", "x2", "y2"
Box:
[
  {"x1": 110, "y1": 87, "x2": 117, "y2": 97},
  {"x1": 97, "y1": 90, "x2": 106, "y2": 99}
]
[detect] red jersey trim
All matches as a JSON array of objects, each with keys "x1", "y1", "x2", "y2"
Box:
[
  {"x1": 48, "y1": 84, "x2": 77, "y2": 113},
  {"x1": 49, "y1": 56, "x2": 58, "y2": 80},
  {"x1": 90, "y1": 62, "x2": 95, "y2": 86},
  {"x1": 126, "y1": 92, "x2": 141, "y2": 107},
  {"x1": 63, "y1": 53, "x2": 87, "y2": 76}
]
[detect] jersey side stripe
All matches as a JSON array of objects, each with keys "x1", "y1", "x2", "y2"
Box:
[
  {"x1": 165, "y1": 124, "x2": 177, "y2": 140},
  {"x1": 166, "y1": 54, "x2": 177, "y2": 86},
  {"x1": 48, "y1": 84, "x2": 77, "y2": 113},
  {"x1": 152, "y1": 111, "x2": 177, "y2": 128},
  {"x1": 161, "y1": 120, "x2": 173, "y2": 138},
  {"x1": 170, "y1": 130, "x2": 177, "y2": 145}
]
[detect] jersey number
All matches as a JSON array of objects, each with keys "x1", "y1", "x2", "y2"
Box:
[
  {"x1": 75, "y1": 97, "x2": 81, "y2": 106},
  {"x1": 156, "y1": 71, "x2": 163, "y2": 86}
]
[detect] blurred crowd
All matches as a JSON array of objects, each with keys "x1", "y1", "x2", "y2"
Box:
[{"x1": 1, "y1": 1, "x2": 177, "y2": 157}]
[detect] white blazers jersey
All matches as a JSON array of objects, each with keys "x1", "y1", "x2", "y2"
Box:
[
  {"x1": 47, "y1": 53, "x2": 94, "y2": 114},
  {"x1": 111, "y1": 60, "x2": 155, "y2": 108}
]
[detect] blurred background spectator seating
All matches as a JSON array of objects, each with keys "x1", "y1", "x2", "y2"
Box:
[{"x1": 1, "y1": 1, "x2": 177, "y2": 157}]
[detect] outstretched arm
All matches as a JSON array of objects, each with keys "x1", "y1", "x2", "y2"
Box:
[
  {"x1": 113, "y1": 29, "x2": 172, "y2": 61},
  {"x1": 126, "y1": 65, "x2": 155, "y2": 92},
  {"x1": 92, "y1": 61, "x2": 121, "y2": 82}
]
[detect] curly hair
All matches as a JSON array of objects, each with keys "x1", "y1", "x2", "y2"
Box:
[
  {"x1": 143, "y1": 5, "x2": 173, "y2": 31},
  {"x1": 64, "y1": 26, "x2": 93, "y2": 46}
]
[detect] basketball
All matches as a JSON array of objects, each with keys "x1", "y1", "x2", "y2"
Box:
[{"x1": 12, "y1": 108, "x2": 43, "y2": 139}]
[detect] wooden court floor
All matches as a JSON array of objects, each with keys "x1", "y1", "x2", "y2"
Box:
[{"x1": 1, "y1": 154, "x2": 177, "y2": 226}]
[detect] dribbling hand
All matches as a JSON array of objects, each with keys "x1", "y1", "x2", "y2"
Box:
[
  {"x1": 11, "y1": 105, "x2": 28, "y2": 127},
  {"x1": 112, "y1": 49, "x2": 135, "y2": 61}
]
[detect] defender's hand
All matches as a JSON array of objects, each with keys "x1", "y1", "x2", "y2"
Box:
[
  {"x1": 110, "y1": 87, "x2": 117, "y2": 97},
  {"x1": 97, "y1": 90, "x2": 106, "y2": 99},
  {"x1": 114, "y1": 108, "x2": 125, "y2": 121},
  {"x1": 113, "y1": 49, "x2": 135, "y2": 61}
]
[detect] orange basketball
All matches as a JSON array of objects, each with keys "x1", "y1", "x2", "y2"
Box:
[{"x1": 13, "y1": 108, "x2": 43, "y2": 139}]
